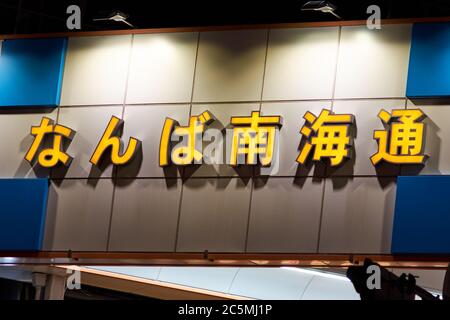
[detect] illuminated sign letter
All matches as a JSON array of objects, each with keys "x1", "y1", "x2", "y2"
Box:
[
  {"x1": 90, "y1": 116, "x2": 139, "y2": 166},
  {"x1": 25, "y1": 117, "x2": 75, "y2": 168},
  {"x1": 229, "y1": 111, "x2": 282, "y2": 166},
  {"x1": 159, "y1": 111, "x2": 214, "y2": 166},
  {"x1": 297, "y1": 109, "x2": 354, "y2": 166},
  {"x1": 371, "y1": 109, "x2": 427, "y2": 165}
]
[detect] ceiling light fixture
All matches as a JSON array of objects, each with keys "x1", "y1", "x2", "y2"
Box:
[
  {"x1": 93, "y1": 10, "x2": 135, "y2": 28},
  {"x1": 301, "y1": 1, "x2": 342, "y2": 19}
]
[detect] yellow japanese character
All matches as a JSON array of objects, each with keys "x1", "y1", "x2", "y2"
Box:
[
  {"x1": 159, "y1": 111, "x2": 214, "y2": 166},
  {"x1": 25, "y1": 117, "x2": 75, "y2": 168},
  {"x1": 297, "y1": 109, "x2": 354, "y2": 166},
  {"x1": 230, "y1": 111, "x2": 282, "y2": 166},
  {"x1": 371, "y1": 109, "x2": 427, "y2": 165},
  {"x1": 90, "y1": 116, "x2": 140, "y2": 166}
]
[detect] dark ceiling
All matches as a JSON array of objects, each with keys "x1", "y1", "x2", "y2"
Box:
[{"x1": 1, "y1": 0, "x2": 450, "y2": 34}]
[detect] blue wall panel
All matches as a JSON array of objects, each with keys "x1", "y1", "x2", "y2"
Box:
[
  {"x1": 407, "y1": 22, "x2": 450, "y2": 98},
  {"x1": 0, "y1": 38, "x2": 67, "y2": 107},
  {"x1": 392, "y1": 176, "x2": 450, "y2": 254},
  {"x1": 0, "y1": 179, "x2": 49, "y2": 251}
]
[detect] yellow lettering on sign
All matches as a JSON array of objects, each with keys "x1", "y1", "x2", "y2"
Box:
[
  {"x1": 371, "y1": 109, "x2": 427, "y2": 165},
  {"x1": 90, "y1": 116, "x2": 139, "y2": 166},
  {"x1": 297, "y1": 109, "x2": 354, "y2": 166},
  {"x1": 159, "y1": 111, "x2": 214, "y2": 166},
  {"x1": 25, "y1": 117, "x2": 75, "y2": 168},
  {"x1": 229, "y1": 111, "x2": 282, "y2": 166}
]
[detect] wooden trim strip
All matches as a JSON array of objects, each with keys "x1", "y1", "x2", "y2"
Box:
[
  {"x1": 0, "y1": 252, "x2": 449, "y2": 268},
  {"x1": 56, "y1": 266, "x2": 251, "y2": 300},
  {"x1": 2, "y1": 16, "x2": 450, "y2": 40}
]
